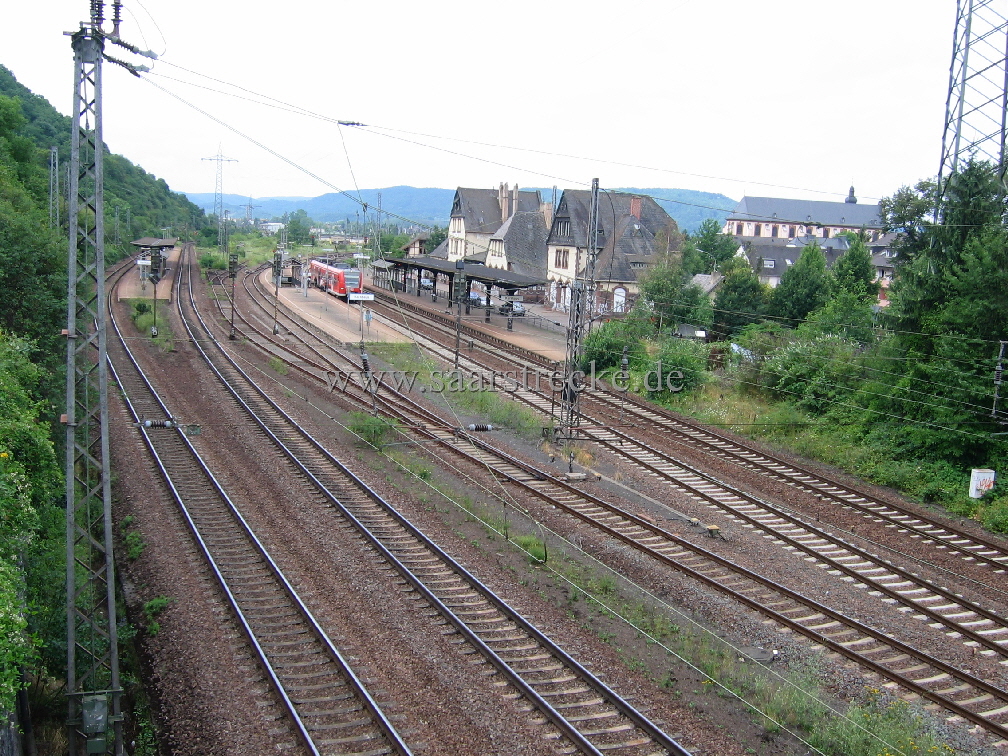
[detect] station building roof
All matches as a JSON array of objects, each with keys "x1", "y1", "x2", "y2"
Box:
[{"x1": 379, "y1": 255, "x2": 545, "y2": 289}]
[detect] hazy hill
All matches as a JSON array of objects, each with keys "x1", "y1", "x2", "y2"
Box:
[
  {"x1": 185, "y1": 186, "x2": 737, "y2": 234},
  {"x1": 0, "y1": 64, "x2": 206, "y2": 240}
]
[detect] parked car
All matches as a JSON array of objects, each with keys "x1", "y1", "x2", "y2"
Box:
[
  {"x1": 498, "y1": 301, "x2": 525, "y2": 316},
  {"x1": 468, "y1": 292, "x2": 486, "y2": 306},
  {"x1": 419, "y1": 277, "x2": 434, "y2": 290}
]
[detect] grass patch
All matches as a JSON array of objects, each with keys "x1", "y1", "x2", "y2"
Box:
[
  {"x1": 125, "y1": 298, "x2": 173, "y2": 350},
  {"x1": 268, "y1": 355, "x2": 289, "y2": 375},
  {"x1": 808, "y1": 688, "x2": 954, "y2": 756},
  {"x1": 348, "y1": 411, "x2": 400, "y2": 451},
  {"x1": 142, "y1": 596, "x2": 170, "y2": 636},
  {"x1": 447, "y1": 387, "x2": 542, "y2": 438},
  {"x1": 512, "y1": 533, "x2": 546, "y2": 563},
  {"x1": 369, "y1": 342, "x2": 438, "y2": 377}
]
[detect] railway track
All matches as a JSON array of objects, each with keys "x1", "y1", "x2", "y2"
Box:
[
  {"x1": 189, "y1": 255, "x2": 691, "y2": 756},
  {"x1": 325, "y1": 288, "x2": 1008, "y2": 665},
  {"x1": 108, "y1": 247, "x2": 413, "y2": 756},
  {"x1": 364, "y1": 287, "x2": 1008, "y2": 580},
  {"x1": 223, "y1": 265, "x2": 1008, "y2": 743}
]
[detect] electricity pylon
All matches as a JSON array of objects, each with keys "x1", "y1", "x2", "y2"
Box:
[
  {"x1": 559, "y1": 178, "x2": 600, "y2": 444},
  {"x1": 49, "y1": 146, "x2": 60, "y2": 228},
  {"x1": 64, "y1": 2, "x2": 153, "y2": 753},
  {"x1": 937, "y1": 0, "x2": 1008, "y2": 207},
  {"x1": 202, "y1": 148, "x2": 237, "y2": 251}
]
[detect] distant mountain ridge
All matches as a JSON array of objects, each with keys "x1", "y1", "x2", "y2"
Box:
[{"x1": 183, "y1": 186, "x2": 737, "y2": 233}]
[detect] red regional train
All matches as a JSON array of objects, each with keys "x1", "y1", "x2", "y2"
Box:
[{"x1": 308, "y1": 259, "x2": 363, "y2": 299}]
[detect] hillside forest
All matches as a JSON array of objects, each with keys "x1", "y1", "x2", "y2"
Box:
[{"x1": 0, "y1": 65, "x2": 206, "y2": 738}]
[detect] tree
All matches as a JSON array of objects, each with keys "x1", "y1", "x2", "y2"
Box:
[
  {"x1": 284, "y1": 209, "x2": 312, "y2": 245},
  {"x1": 679, "y1": 218, "x2": 739, "y2": 275},
  {"x1": 0, "y1": 332, "x2": 63, "y2": 710},
  {"x1": 639, "y1": 262, "x2": 711, "y2": 330},
  {"x1": 878, "y1": 178, "x2": 936, "y2": 262},
  {"x1": 832, "y1": 234, "x2": 878, "y2": 301},
  {"x1": 712, "y1": 265, "x2": 767, "y2": 339},
  {"x1": 427, "y1": 225, "x2": 447, "y2": 252},
  {"x1": 769, "y1": 242, "x2": 831, "y2": 325}
]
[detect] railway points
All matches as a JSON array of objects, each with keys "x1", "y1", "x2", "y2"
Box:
[{"x1": 218, "y1": 254, "x2": 1008, "y2": 747}]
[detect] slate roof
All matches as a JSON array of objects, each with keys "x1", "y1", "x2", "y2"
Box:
[
  {"x1": 548, "y1": 191, "x2": 678, "y2": 284},
  {"x1": 728, "y1": 196, "x2": 883, "y2": 228},
  {"x1": 547, "y1": 191, "x2": 676, "y2": 249},
  {"x1": 690, "y1": 272, "x2": 724, "y2": 295},
  {"x1": 742, "y1": 236, "x2": 849, "y2": 273},
  {"x1": 491, "y1": 211, "x2": 548, "y2": 278},
  {"x1": 429, "y1": 238, "x2": 449, "y2": 259},
  {"x1": 451, "y1": 187, "x2": 542, "y2": 234}
]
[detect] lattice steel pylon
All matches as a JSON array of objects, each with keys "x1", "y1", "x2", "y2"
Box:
[
  {"x1": 65, "y1": 10, "x2": 122, "y2": 755},
  {"x1": 49, "y1": 146, "x2": 60, "y2": 228},
  {"x1": 202, "y1": 148, "x2": 237, "y2": 251},
  {"x1": 937, "y1": 0, "x2": 1008, "y2": 205},
  {"x1": 559, "y1": 178, "x2": 600, "y2": 442}
]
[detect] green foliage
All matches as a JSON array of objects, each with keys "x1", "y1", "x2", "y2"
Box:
[
  {"x1": 651, "y1": 334, "x2": 709, "y2": 396},
  {"x1": 124, "y1": 531, "x2": 145, "y2": 561},
  {"x1": 712, "y1": 266, "x2": 767, "y2": 340},
  {"x1": 0, "y1": 332, "x2": 62, "y2": 710},
  {"x1": 512, "y1": 534, "x2": 546, "y2": 563},
  {"x1": 799, "y1": 288, "x2": 876, "y2": 345},
  {"x1": 762, "y1": 335, "x2": 862, "y2": 414},
  {"x1": 639, "y1": 262, "x2": 713, "y2": 332},
  {"x1": 283, "y1": 209, "x2": 313, "y2": 245},
  {"x1": 348, "y1": 411, "x2": 400, "y2": 450},
  {"x1": 426, "y1": 225, "x2": 447, "y2": 252},
  {"x1": 769, "y1": 242, "x2": 831, "y2": 324},
  {"x1": 142, "y1": 596, "x2": 170, "y2": 637},
  {"x1": 982, "y1": 497, "x2": 1008, "y2": 533},
  {"x1": 808, "y1": 688, "x2": 951, "y2": 756},
  {"x1": 831, "y1": 235, "x2": 878, "y2": 300},
  {"x1": 379, "y1": 231, "x2": 411, "y2": 257},
  {"x1": 878, "y1": 178, "x2": 936, "y2": 263},
  {"x1": 581, "y1": 312, "x2": 652, "y2": 371},
  {"x1": 683, "y1": 217, "x2": 740, "y2": 274}
]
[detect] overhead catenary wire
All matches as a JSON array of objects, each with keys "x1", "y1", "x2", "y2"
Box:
[{"x1": 140, "y1": 60, "x2": 1007, "y2": 434}]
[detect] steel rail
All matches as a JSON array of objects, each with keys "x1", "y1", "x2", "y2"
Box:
[
  {"x1": 108, "y1": 245, "x2": 414, "y2": 756},
  {"x1": 186, "y1": 253, "x2": 691, "y2": 756},
  {"x1": 234, "y1": 267, "x2": 1008, "y2": 740},
  {"x1": 364, "y1": 287, "x2": 1008, "y2": 574}
]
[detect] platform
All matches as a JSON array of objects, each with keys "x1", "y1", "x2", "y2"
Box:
[
  {"x1": 366, "y1": 278, "x2": 569, "y2": 362},
  {"x1": 117, "y1": 245, "x2": 179, "y2": 302},
  {"x1": 270, "y1": 269, "x2": 409, "y2": 346}
]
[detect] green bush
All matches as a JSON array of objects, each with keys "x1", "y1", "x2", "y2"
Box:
[
  {"x1": 348, "y1": 411, "x2": 399, "y2": 450},
  {"x1": 650, "y1": 335, "x2": 709, "y2": 397},
  {"x1": 982, "y1": 497, "x2": 1008, "y2": 532}
]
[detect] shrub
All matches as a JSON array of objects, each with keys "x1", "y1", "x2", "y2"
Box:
[
  {"x1": 982, "y1": 497, "x2": 1008, "y2": 532},
  {"x1": 650, "y1": 335, "x2": 709, "y2": 397},
  {"x1": 348, "y1": 412, "x2": 399, "y2": 450}
]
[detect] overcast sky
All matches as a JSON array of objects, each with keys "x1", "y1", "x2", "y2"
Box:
[{"x1": 4, "y1": 1, "x2": 952, "y2": 206}]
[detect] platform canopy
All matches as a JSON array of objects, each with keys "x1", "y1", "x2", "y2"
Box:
[
  {"x1": 381, "y1": 255, "x2": 544, "y2": 290},
  {"x1": 130, "y1": 237, "x2": 178, "y2": 249}
]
